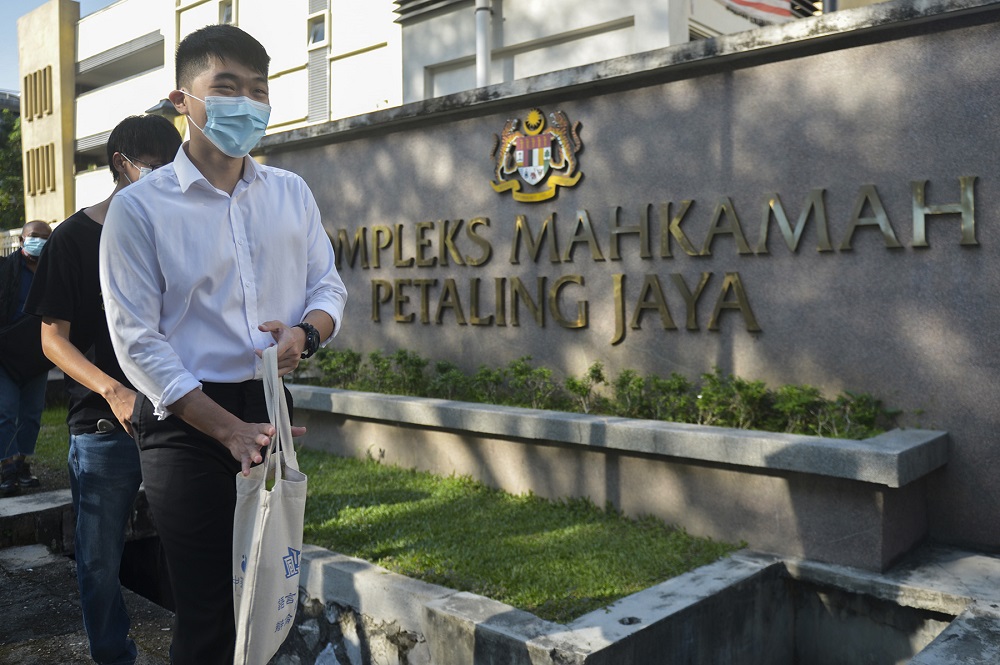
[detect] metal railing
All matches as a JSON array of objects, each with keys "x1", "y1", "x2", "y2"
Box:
[{"x1": 1, "y1": 230, "x2": 21, "y2": 257}]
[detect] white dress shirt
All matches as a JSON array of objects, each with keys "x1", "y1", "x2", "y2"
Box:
[{"x1": 100, "y1": 145, "x2": 348, "y2": 418}]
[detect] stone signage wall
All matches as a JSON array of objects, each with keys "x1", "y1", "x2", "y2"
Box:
[{"x1": 259, "y1": 0, "x2": 1000, "y2": 552}]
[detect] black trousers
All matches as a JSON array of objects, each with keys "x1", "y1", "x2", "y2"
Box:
[{"x1": 132, "y1": 380, "x2": 286, "y2": 665}]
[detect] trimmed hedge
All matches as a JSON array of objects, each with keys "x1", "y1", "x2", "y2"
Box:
[{"x1": 294, "y1": 350, "x2": 898, "y2": 440}]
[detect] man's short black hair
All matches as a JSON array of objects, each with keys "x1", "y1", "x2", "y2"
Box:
[
  {"x1": 106, "y1": 115, "x2": 183, "y2": 183},
  {"x1": 175, "y1": 24, "x2": 270, "y2": 90}
]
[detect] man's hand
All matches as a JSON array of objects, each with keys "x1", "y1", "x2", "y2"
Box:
[
  {"x1": 222, "y1": 420, "x2": 276, "y2": 476},
  {"x1": 257, "y1": 320, "x2": 301, "y2": 376},
  {"x1": 257, "y1": 311, "x2": 335, "y2": 376},
  {"x1": 105, "y1": 384, "x2": 137, "y2": 438},
  {"x1": 224, "y1": 422, "x2": 309, "y2": 476},
  {"x1": 170, "y1": 388, "x2": 309, "y2": 476},
  {"x1": 40, "y1": 318, "x2": 141, "y2": 438}
]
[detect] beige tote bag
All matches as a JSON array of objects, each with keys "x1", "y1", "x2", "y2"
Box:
[{"x1": 233, "y1": 345, "x2": 308, "y2": 665}]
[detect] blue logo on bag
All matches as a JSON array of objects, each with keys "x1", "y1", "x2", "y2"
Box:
[
  {"x1": 283, "y1": 547, "x2": 301, "y2": 578},
  {"x1": 241, "y1": 554, "x2": 247, "y2": 573}
]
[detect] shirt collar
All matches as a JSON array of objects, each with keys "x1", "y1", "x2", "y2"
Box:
[{"x1": 174, "y1": 143, "x2": 267, "y2": 193}]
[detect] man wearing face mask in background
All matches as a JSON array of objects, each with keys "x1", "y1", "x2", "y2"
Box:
[
  {"x1": 100, "y1": 25, "x2": 347, "y2": 664},
  {"x1": 0, "y1": 219, "x2": 52, "y2": 497},
  {"x1": 26, "y1": 114, "x2": 181, "y2": 665}
]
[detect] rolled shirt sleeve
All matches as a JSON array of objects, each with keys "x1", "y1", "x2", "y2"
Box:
[{"x1": 100, "y1": 193, "x2": 202, "y2": 418}]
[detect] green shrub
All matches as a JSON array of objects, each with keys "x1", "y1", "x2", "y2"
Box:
[
  {"x1": 817, "y1": 391, "x2": 896, "y2": 439},
  {"x1": 565, "y1": 362, "x2": 607, "y2": 414},
  {"x1": 471, "y1": 365, "x2": 507, "y2": 404},
  {"x1": 696, "y1": 367, "x2": 735, "y2": 427},
  {"x1": 391, "y1": 349, "x2": 430, "y2": 396},
  {"x1": 645, "y1": 373, "x2": 698, "y2": 423},
  {"x1": 507, "y1": 356, "x2": 562, "y2": 410},
  {"x1": 773, "y1": 384, "x2": 825, "y2": 434},
  {"x1": 611, "y1": 369, "x2": 646, "y2": 419},
  {"x1": 298, "y1": 349, "x2": 898, "y2": 440},
  {"x1": 311, "y1": 348, "x2": 362, "y2": 388},
  {"x1": 428, "y1": 360, "x2": 473, "y2": 401}
]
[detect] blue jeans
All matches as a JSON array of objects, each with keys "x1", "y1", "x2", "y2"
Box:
[
  {"x1": 69, "y1": 428, "x2": 143, "y2": 665},
  {"x1": 0, "y1": 366, "x2": 47, "y2": 461}
]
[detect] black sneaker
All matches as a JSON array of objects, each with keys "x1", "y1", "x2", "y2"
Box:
[
  {"x1": 0, "y1": 467, "x2": 19, "y2": 497},
  {"x1": 17, "y1": 461, "x2": 39, "y2": 488}
]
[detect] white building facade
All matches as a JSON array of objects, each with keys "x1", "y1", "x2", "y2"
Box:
[
  {"x1": 17, "y1": 0, "x2": 402, "y2": 221},
  {"x1": 17, "y1": 0, "x2": 846, "y2": 222}
]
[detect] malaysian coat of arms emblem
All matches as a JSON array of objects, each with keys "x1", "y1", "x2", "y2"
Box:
[{"x1": 491, "y1": 108, "x2": 583, "y2": 202}]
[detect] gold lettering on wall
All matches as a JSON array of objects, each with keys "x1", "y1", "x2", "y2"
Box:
[
  {"x1": 839, "y1": 185, "x2": 901, "y2": 250},
  {"x1": 911, "y1": 177, "x2": 978, "y2": 247},
  {"x1": 708, "y1": 273, "x2": 760, "y2": 332},
  {"x1": 510, "y1": 214, "x2": 559, "y2": 264},
  {"x1": 660, "y1": 200, "x2": 699, "y2": 258},
  {"x1": 756, "y1": 189, "x2": 833, "y2": 254},
  {"x1": 611, "y1": 272, "x2": 752, "y2": 345},
  {"x1": 701, "y1": 197, "x2": 753, "y2": 256},
  {"x1": 609, "y1": 206, "x2": 652, "y2": 260},
  {"x1": 331, "y1": 177, "x2": 979, "y2": 346},
  {"x1": 630, "y1": 274, "x2": 678, "y2": 333},
  {"x1": 562, "y1": 211, "x2": 605, "y2": 263},
  {"x1": 550, "y1": 275, "x2": 587, "y2": 329},
  {"x1": 465, "y1": 218, "x2": 493, "y2": 266}
]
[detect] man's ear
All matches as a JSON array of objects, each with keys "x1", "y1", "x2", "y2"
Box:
[
  {"x1": 111, "y1": 152, "x2": 128, "y2": 179},
  {"x1": 168, "y1": 89, "x2": 188, "y2": 115}
]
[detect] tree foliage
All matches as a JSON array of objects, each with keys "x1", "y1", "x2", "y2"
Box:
[{"x1": 0, "y1": 109, "x2": 25, "y2": 231}]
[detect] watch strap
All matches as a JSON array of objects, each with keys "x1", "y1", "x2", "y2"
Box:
[{"x1": 294, "y1": 322, "x2": 320, "y2": 359}]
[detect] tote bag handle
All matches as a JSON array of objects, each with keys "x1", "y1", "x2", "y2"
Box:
[{"x1": 261, "y1": 345, "x2": 296, "y2": 480}]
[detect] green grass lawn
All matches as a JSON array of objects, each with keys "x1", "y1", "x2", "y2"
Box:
[
  {"x1": 30, "y1": 404, "x2": 72, "y2": 491},
  {"x1": 32, "y1": 406, "x2": 738, "y2": 623},
  {"x1": 299, "y1": 450, "x2": 738, "y2": 623}
]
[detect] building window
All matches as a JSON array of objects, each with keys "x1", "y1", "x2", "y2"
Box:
[
  {"x1": 220, "y1": 0, "x2": 233, "y2": 24},
  {"x1": 308, "y1": 15, "x2": 326, "y2": 46},
  {"x1": 26, "y1": 144, "x2": 56, "y2": 196},
  {"x1": 22, "y1": 66, "x2": 53, "y2": 121}
]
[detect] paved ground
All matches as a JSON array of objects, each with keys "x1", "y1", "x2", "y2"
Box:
[
  {"x1": 0, "y1": 471, "x2": 175, "y2": 665},
  {"x1": 0, "y1": 543, "x2": 174, "y2": 665}
]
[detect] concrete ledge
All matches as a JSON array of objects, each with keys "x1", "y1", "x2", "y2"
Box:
[
  {"x1": 0, "y1": 489, "x2": 74, "y2": 551},
  {"x1": 294, "y1": 544, "x2": 781, "y2": 665},
  {"x1": 294, "y1": 544, "x2": 464, "y2": 665},
  {"x1": 290, "y1": 385, "x2": 948, "y2": 571},
  {"x1": 289, "y1": 544, "x2": 999, "y2": 664},
  {"x1": 290, "y1": 386, "x2": 948, "y2": 488},
  {"x1": 777, "y1": 544, "x2": 1000, "y2": 617},
  {"x1": 0, "y1": 487, "x2": 157, "y2": 554},
  {"x1": 909, "y1": 604, "x2": 1000, "y2": 664}
]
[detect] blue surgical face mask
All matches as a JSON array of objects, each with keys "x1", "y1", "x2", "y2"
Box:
[
  {"x1": 121, "y1": 154, "x2": 153, "y2": 183},
  {"x1": 22, "y1": 237, "x2": 47, "y2": 257},
  {"x1": 184, "y1": 92, "x2": 271, "y2": 158}
]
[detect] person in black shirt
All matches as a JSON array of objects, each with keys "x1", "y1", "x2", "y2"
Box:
[
  {"x1": 0, "y1": 220, "x2": 52, "y2": 496},
  {"x1": 26, "y1": 114, "x2": 181, "y2": 665}
]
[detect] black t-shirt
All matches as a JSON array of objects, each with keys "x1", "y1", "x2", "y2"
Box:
[{"x1": 25, "y1": 209, "x2": 134, "y2": 434}]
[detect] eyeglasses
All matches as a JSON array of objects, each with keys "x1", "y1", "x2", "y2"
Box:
[{"x1": 121, "y1": 154, "x2": 166, "y2": 171}]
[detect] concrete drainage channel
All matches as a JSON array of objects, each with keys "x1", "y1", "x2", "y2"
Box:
[{"x1": 276, "y1": 545, "x2": 1000, "y2": 665}]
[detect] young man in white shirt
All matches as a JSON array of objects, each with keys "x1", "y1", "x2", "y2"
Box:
[{"x1": 99, "y1": 24, "x2": 347, "y2": 664}]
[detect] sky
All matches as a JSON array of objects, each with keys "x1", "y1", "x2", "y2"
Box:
[{"x1": 1, "y1": 0, "x2": 118, "y2": 93}]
